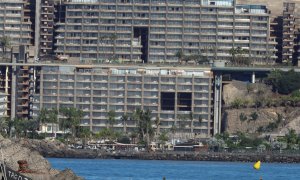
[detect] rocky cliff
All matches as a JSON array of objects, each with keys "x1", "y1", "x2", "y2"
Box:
[
  {"x1": 0, "y1": 135, "x2": 83, "y2": 180},
  {"x1": 222, "y1": 81, "x2": 300, "y2": 135}
]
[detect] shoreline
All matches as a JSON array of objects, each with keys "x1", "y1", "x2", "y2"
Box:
[
  {"x1": 42, "y1": 149, "x2": 300, "y2": 163},
  {"x1": 15, "y1": 139, "x2": 300, "y2": 164}
]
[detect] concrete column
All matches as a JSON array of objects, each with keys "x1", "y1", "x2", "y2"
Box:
[
  {"x1": 11, "y1": 65, "x2": 16, "y2": 120},
  {"x1": 252, "y1": 72, "x2": 255, "y2": 84},
  {"x1": 10, "y1": 64, "x2": 17, "y2": 138},
  {"x1": 34, "y1": 0, "x2": 41, "y2": 58},
  {"x1": 213, "y1": 73, "x2": 222, "y2": 135},
  {"x1": 90, "y1": 74, "x2": 94, "y2": 131},
  {"x1": 5, "y1": 66, "x2": 8, "y2": 94},
  {"x1": 33, "y1": 67, "x2": 36, "y2": 93},
  {"x1": 4, "y1": 66, "x2": 9, "y2": 116}
]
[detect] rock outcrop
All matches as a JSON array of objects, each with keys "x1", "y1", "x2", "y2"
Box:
[
  {"x1": 222, "y1": 80, "x2": 250, "y2": 106},
  {"x1": 0, "y1": 135, "x2": 83, "y2": 180},
  {"x1": 14, "y1": 139, "x2": 98, "y2": 159}
]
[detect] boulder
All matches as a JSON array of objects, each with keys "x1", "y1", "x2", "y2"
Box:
[
  {"x1": 54, "y1": 169, "x2": 83, "y2": 180},
  {"x1": 0, "y1": 135, "x2": 83, "y2": 180}
]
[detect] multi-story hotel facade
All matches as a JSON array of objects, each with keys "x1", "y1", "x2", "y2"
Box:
[
  {"x1": 54, "y1": 0, "x2": 277, "y2": 64},
  {"x1": 0, "y1": 0, "x2": 33, "y2": 50},
  {"x1": 32, "y1": 64, "x2": 213, "y2": 137}
]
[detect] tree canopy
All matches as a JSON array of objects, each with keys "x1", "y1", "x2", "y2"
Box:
[
  {"x1": 60, "y1": 107, "x2": 83, "y2": 139},
  {"x1": 132, "y1": 109, "x2": 154, "y2": 148},
  {"x1": 266, "y1": 69, "x2": 300, "y2": 94}
]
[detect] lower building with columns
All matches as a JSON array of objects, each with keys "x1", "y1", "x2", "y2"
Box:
[{"x1": 32, "y1": 64, "x2": 214, "y2": 137}]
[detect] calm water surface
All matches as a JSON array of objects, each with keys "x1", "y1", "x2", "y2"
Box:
[{"x1": 48, "y1": 158, "x2": 300, "y2": 180}]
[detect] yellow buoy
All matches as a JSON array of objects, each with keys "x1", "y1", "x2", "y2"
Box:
[{"x1": 253, "y1": 160, "x2": 261, "y2": 170}]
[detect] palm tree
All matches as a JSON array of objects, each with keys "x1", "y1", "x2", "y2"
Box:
[
  {"x1": 38, "y1": 108, "x2": 48, "y2": 138},
  {"x1": 48, "y1": 108, "x2": 58, "y2": 137},
  {"x1": 107, "y1": 110, "x2": 116, "y2": 129},
  {"x1": 154, "y1": 116, "x2": 161, "y2": 136},
  {"x1": 189, "y1": 112, "x2": 194, "y2": 134},
  {"x1": 178, "y1": 114, "x2": 187, "y2": 133},
  {"x1": 38, "y1": 108, "x2": 48, "y2": 124},
  {"x1": 132, "y1": 109, "x2": 154, "y2": 148},
  {"x1": 0, "y1": 36, "x2": 11, "y2": 60},
  {"x1": 58, "y1": 116, "x2": 71, "y2": 138},
  {"x1": 158, "y1": 131, "x2": 169, "y2": 151},
  {"x1": 13, "y1": 118, "x2": 25, "y2": 138},
  {"x1": 170, "y1": 123, "x2": 177, "y2": 144},
  {"x1": 79, "y1": 127, "x2": 92, "y2": 147},
  {"x1": 38, "y1": 108, "x2": 58, "y2": 138},
  {"x1": 25, "y1": 118, "x2": 39, "y2": 139},
  {"x1": 175, "y1": 50, "x2": 185, "y2": 64},
  {"x1": 130, "y1": 131, "x2": 138, "y2": 144},
  {"x1": 120, "y1": 113, "x2": 129, "y2": 134},
  {"x1": 109, "y1": 34, "x2": 118, "y2": 61},
  {"x1": 229, "y1": 47, "x2": 249, "y2": 66},
  {"x1": 142, "y1": 109, "x2": 153, "y2": 148},
  {"x1": 60, "y1": 107, "x2": 83, "y2": 140},
  {"x1": 131, "y1": 108, "x2": 142, "y2": 128},
  {"x1": 0, "y1": 116, "x2": 9, "y2": 136}
]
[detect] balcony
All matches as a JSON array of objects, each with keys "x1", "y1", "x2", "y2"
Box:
[
  {"x1": 18, "y1": 88, "x2": 29, "y2": 92},
  {"x1": 19, "y1": 81, "x2": 29, "y2": 85},
  {"x1": 19, "y1": 94, "x2": 29, "y2": 99},
  {"x1": 17, "y1": 110, "x2": 29, "y2": 115},
  {"x1": 19, "y1": 74, "x2": 30, "y2": 78}
]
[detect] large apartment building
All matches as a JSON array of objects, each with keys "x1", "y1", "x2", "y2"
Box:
[
  {"x1": 0, "y1": 0, "x2": 33, "y2": 51},
  {"x1": 32, "y1": 64, "x2": 213, "y2": 136},
  {"x1": 36, "y1": 0, "x2": 56, "y2": 56},
  {"x1": 53, "y1": 0, "x2": 277, "y2": 64},
  {"x1": 0, "y1": 46, "x2": 35, "y2": 120}
]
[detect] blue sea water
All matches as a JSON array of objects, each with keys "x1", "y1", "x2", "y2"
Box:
[{"x1": 48, "y1": 158, "x2": 300, "y2": 180}]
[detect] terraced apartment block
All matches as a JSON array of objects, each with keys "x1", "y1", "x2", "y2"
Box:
[{"x1": 54, "y1": 0, "x2": 277, "y2": 64}]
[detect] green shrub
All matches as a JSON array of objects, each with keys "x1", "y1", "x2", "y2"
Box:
[
  {"x1": 250, "y1": 112, "x2": 258, "y2": 121},
  {"x1": 266, "y1": 122, "x2": 278, "y2": 132},
  {"x1": 231, "y1": 98, "x2": 249, "y2": 109},
  {"x1": 56, "y1": 137, "x2": 66, "y2": 143},
  {"x1": 291, "y1": 90, "x2": 300, "y2": 98},
  {"x1": 257, "y1": 126, "x2": 264, "y2": 133},
  {"x1": 118, "y1": 136, "x2": 131, "y2": 144},
  {"x1": 239, "y1": 113, "x2": 247, "y2": 122}
]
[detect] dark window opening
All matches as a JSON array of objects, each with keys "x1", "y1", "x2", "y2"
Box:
[
  {"x1": 177, "y1": 92, "x2": 192, "y2": 111},
  {"x1": 161, "y1": 92, "x2": 175, "y2": 111},
  {"x1": 134, "y1": 27, "x2": 149, "y2": 63}
]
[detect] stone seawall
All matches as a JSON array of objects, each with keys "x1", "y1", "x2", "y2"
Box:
[
  {"x1": 16, "y1": 139, "x2": 300, "y2": 163},
  {"x1": 100, "y1": 152, "x2": 300, "y2": 163}
]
